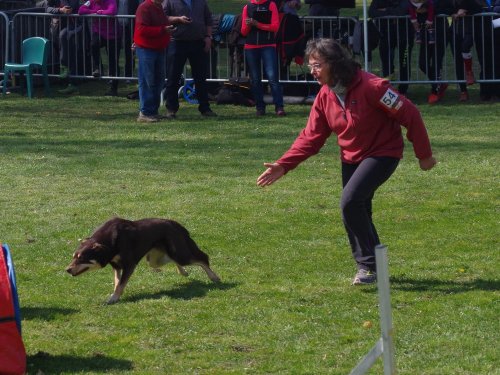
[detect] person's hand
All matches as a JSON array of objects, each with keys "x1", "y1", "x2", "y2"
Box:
[
  {"x1": 245, "y1": 18, "x2": 257, "y2": 27},
  {"x1": 203, "y1": 37, "x2": 211, "y2": 53},
  {"x1": 419, "y1": 156, "x2": 437, "y2": 171},
  {"x1": 257, "y1": 163, "x2": 285, "y2": 187},
  {"x1": 60, "y1": 6, "x2": 72, "y2": 14},
  {"x1": 178, "y1": 15, "x2": 192, "y2": 24},
  {"x1": 165, "y1": 25, "x2": 176, "y2": 33}
]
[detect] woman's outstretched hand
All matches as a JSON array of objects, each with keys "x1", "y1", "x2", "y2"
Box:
[
  {"x1": 257, "y1": 163, "x2": 285, "y2": 187},
  {"x1": 419, "y1": 156, "x2": 437, "y2": 171}
]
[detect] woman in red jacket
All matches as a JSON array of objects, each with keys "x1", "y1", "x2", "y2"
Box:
[{"x1": 257, "y1": 38, "x2": 436, "y2": 285}]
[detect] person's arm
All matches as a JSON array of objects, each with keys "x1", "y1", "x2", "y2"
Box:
[
  {"x1": 372, "y1": 80, "x2": 436, "y2": 170},
  {"x1": 256, "y1": 2, "x2": 280, "y2": 32},
  {"x1": 257, "y1": 90, "x2": 333, "y2": 186},
  {"x1": 98, "y1": 0, "x2": 118, "y2": 15},
  {"x1": 46, "y1": 0, "x2": 62, "y2": 14},
  {"x1": 240, "y1": 5, "x2": 251, "y2": 36},
  {"x1": 135, "y1": 6, "x2": 168, "y2": 38},
  {"x1": 202, "y1": 2, "x2": 213, "y2": 51},
  {"x1": 78, "y1": 0, "x2": 93, "y2": 15}
]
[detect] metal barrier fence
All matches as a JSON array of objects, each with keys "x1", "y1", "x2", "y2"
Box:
[
  {"x1": 0, "y1": 12, "x2": 9, "y2": 70},
  {"x1": 1, "y1": 12, "x2": 499, "y2": 89}
]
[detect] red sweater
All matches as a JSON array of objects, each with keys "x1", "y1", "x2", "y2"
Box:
[
  {"x1": 133, "y1": 0, "x2": 170, "y2": 50},
  {"x1": 277, "y1": 70, "x2": 433, "y2": 171}
]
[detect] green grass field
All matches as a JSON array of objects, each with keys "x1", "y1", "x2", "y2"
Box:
[{"x1": 1, "y1": 81, "x2": 499, "y2": 374}]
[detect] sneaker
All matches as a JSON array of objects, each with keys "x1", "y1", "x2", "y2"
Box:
[
  {"x1": 427, "y1": 92, "x2": 439, "y2": 104},
  {"x1": 276, "y1": 108, "x2": 286, "y2": 116},
  {"x1": 165, "y1": 110, "x2": 177, "y2": 119},
  {"x1": 465, "y1": 69, "x2": 475, "y2": 86},
  {"x1": 414, "y1": 30, "x2": 421, "y2": 44},
  {"x1": 428, "y1": 83, "x2": 448, "y2": 104},
  {"x1": 92, "y1": 69, "x2": 101, "y2": 78},
  {"x1": 58, "y1": 84, "x2": 78, "y2": 95},
  {"x1": 427, "y1": 29, "x2": 435, "y2": 44},
  {"x1": 201, "y1": 109, "x2": 217, "y2": 117},
  {"x1": 459, "y1": 91, "x2": 469, "y2": 102},
  {"x1": 352, "y1": 269, "x2": 377, "y2": 285},
  {"x1": 437, "y1": 83, "x2": 448, "y2": 99},
  {"x1": 256, "y1": 109, "x2": 266, "y2": 116},
  {"x1": 59, "y1": 65, "x2": 69, "y2": 79},
  {"x1": 137, "y1": 112, "x2": 159, "y2": 123}
]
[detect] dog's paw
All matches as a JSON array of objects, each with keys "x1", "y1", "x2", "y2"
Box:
[
  {"x1": 210, "y1": 274, "x2": 221, "y2": 283},
  {"x1": 106, "y1": 294, "x2": 120, "y2": 305}
]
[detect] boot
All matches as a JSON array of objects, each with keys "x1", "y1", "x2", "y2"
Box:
[{"x1": 463, "y1": 58, "x2": 475, "y2": 85}]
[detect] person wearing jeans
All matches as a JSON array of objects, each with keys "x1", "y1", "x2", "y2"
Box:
[
  {"x1": 133, "y1": 0, "x2": 176, "y2": 122},
  {"x1": 257, "y1": 39, "x2": 436, "y2": 285},
  {"x1": 241, "y1": 0, "x2": 285, "y2": 116},
  {"x1": 136, "y1": 47, "x2": 166, "y2": 120}
]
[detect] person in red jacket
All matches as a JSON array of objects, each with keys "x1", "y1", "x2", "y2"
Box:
[
  {"x1": 257, "y1": 38, "x2": 436, "y2": 285},
  {"x1": 133, "y1": 0, "x2": 187, "y2": 122}
]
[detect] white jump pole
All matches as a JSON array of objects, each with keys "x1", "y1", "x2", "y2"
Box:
[{"x1": 349, "y1": 244, "x2": 396, "y2": 375}]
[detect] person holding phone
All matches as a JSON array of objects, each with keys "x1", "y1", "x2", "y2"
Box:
[
  {"x1": 133, "y1": 0, "x2": 176, "y2": 122},
  {"x1": 257, "y1": 39, "x2": 436, "y2": 285},
  {"x1": 241, "y1": 0, "x2": 285, "y2": 116},
  {"x1": 162, "y1": 0, "x2": 217, "y2": 118}
]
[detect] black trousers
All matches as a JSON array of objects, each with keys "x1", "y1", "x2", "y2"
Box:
[
  {"x1": 341, "y1": 157, "x2": 399, "y2": 272},
  {"x1": 376, "y1": 18, "x2": 414, "y2": 95}
]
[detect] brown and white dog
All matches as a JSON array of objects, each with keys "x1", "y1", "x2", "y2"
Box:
[{"x1": 66, "y1": 217, "x2": 221, "y2": 304}]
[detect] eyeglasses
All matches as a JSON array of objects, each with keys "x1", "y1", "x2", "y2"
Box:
[{"x1": 307, "y1": 63, "x2": 323, "y2": 71}]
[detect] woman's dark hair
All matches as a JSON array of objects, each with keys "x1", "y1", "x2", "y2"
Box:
[{"x1": 305, "y1": 38, "x2": 361, "y2": 87}]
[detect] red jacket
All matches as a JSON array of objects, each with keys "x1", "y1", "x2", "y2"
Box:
[
  {"x1": 277, "y1": 70, "x2": 433, "y2": 170},
  {"x1": 133, "y1": 0, "x2": 170, "y2": 50}
]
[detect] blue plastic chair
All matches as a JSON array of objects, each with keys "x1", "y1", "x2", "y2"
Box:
[{"x1": 2, "y1": 37, "x2": 51, "y2": 98}]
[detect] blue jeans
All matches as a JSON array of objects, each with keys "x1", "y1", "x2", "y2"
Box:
[
  {"x1": 137, "y1": 47, "x2": 166, "y2": 116},
  {"x1": 245, "y1": 46, "x2": 284, "y2": 112},
  {"x1": 165, "y1": 40, "x2": 211, "y2": 114}
]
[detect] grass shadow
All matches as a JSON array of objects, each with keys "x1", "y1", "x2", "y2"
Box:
[
  {"x1": 390, "y1": 276, "x2": 500, "y2": 293},
  {"x1": 123, "y1": 280, "x2": 238, "y2": 303},
  {"x1": 27, "y1": 351, "x2": 133, "y2": 373},
  {"x1": 21, "y1": 306, "x2": 78, "y2": 321}
]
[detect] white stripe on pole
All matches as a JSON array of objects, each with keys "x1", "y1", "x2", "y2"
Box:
[
  {"x1": 349, "y1": 244, "x2": 396, "y2": 375},
  {"x1": 363, "y1": 0, "x2": 369, "y2": 71}
]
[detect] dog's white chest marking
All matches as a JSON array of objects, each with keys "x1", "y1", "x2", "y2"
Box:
[{"x1": 146, "y1": 249, "x2": 172, "y2": 268}]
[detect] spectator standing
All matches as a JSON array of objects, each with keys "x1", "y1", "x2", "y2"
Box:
[
  {"x1": 369, "y1": 0, "x2": 413, "y2": 96},
  {"x1": 79, "y1": 0, "x2": 121, "y2": 96},
  {"x1": 409, "y1": 0, "x2": 436, "y2": 44},
  {"x1": 305, "y1": 0, "x2": 340, "y2": 38},
  {"x1": 162, "y1": 0, "x2": 217, "y2": 118},
  {"x1": 133, "y1": 0, "x2": 175, "y2": 122},
  {"x1": 241, "y1": 0, "x2": 286, "y2": 116},
  {"x1": 412, "y1": 0, "x2": 449, "y2": 104},
  {"x1": 46, "y1": 0, "x2": 83, "y2": 94},
  {"x1": 447, "y1": 0, "x2": 482, "y2": 101},
  {"x1": 117, "y1": 0, "x2": 140, "y2": 79},
  {"x1": 474, "y1": 0, "x2": 500, "y2": 100},
  {"x1": 257, "y1": 39, "x2": 436, "y2": 285}
]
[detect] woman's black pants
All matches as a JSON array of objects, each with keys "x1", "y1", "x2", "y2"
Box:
[{"x1": 341, "y1": 157, "x2": 399, "y2": 272}]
